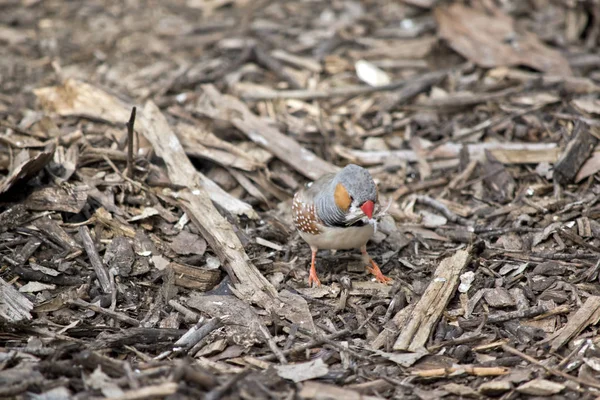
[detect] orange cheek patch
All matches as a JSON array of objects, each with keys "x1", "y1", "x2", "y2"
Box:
[{"x1": 334, "y1": 183, "x2": 351, "y2": 211}]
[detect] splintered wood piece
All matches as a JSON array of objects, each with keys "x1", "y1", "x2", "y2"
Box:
[
  {"x1": 140, "y1": 101, "x2": 272, "y2": 294},
  {"x1": 197, "y1": 84, "x2": 338, "y2": 180},
  {"x1": 371, "y1": 303, "x2": 416, "y2": 350},
  {"x1": 94, "y1": 207, "x2": 136, "y2": 238},
  {"x1": 553, "y1": 121, "x2": 599, "y2": 185},
  {"x1": 33, "y1": 79, "x2": 255, "y2": 218},
  {"x1": 187, "y1": 293, "x2": 263, "y2": 346},
  {"x1": 169, "y1": 262, "x2": 221, "y2": 291},
  {"x1": 79, "y1": 226, "x2": 113, "y2": 295},
  {"x1": 0, "y1": 277, "x2": 33, "y2": 322},
  {"x1": 394, "y1": 249, "x2": 470, "y2": 351},
  {"x1": 33, "y1": 217, "x2": 81, "y2": 251},
  {"x1": 334, "y1": 142, "x2": 559, "y2": 166},
  {"x1": 550, "y1": 296, "x2": 600, "y2": 352},
  {"x1": 0, "y1": 145, "x2": 55, "y2": 196},
  {"x1": 103, "y1": 237, "x2": 135, "y2": 277},
  {"x1": 412, "y1": 366, "x2": 509, "y2": 378},
  {"x1": 24, "y1": 185, "x2": 89, "y2": 213},
  {"x1": 0, "y1": 204, "x2": 29, "y2": 233},
  {"x1": 139, "y1": 101, "x2": 313, "y2": 329},
  {"x1": 175, "y1": 123, "x2": 264, "y2": 172}
]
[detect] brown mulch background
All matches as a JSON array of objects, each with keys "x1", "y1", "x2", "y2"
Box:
[{"x1": 2, "y1": 0, "x2": 600, "y2": 399}]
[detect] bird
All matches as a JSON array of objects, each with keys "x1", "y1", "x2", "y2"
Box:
[{"x1": 292, "y1": 164, "x2": 392, "y2": 286}]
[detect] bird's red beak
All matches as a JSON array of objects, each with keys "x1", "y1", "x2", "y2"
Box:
[{"x1": 360, "y1": 200, "x2": 374, "y2": 219}]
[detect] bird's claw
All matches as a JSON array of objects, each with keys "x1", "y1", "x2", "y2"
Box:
[
  {"x1": 308, "y1": 271, "x2": 322, "y2": 287},
  {"x1": 367, "y1": 260, "x2": 392, "y2": 284}
]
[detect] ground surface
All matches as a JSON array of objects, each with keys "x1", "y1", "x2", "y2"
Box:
[{"x1": 2, "y1": 0, "x2": 600, "y2": 399}]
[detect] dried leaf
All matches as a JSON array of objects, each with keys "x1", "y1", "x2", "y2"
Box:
[{"x1": 435, "y1": 4, "x2": 572, "y2": 75}]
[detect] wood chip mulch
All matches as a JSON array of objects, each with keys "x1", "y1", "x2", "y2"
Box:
[{"x1": 2, "y1": 0, "x2": 600, "y2": 399}]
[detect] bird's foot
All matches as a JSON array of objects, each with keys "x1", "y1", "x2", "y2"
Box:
[
  {"x1": 308, "y1": 254, "x2": 322, "y2": 287},
  {"x1": 308, "y1": 268, "x2": 322, "y2": 287},
  {"x1": 367, "y1": 259, "x2": 392, "y2": 284}
]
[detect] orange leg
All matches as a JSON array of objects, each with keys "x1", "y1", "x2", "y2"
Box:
[
  {"x1": 361, "y1": 246, "x2": 392, "y2": 284},
  {"x1": 308, "y1": 246, "x2": 321, "y2": 287}
]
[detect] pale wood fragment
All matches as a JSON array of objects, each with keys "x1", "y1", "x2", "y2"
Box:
[
  {"x1": 516, "y1": 379, "x2": 564, "y2": 396},
  {"x1": 139, "y1": 101, "x2": 313, "y2": 329},
  {"x1": 394, "y1": 249, "x2": 470, "y2": 351},
  {"x1": 371, "y1": 303, "x2": 415, "y2": 350},
  {"x1": 33, "y1": 79, "x2": 255, "y2": 218},
  {"x1": 79, "y1": 226, "x2": 113, "y2": 295},
  {"x1": 104, "y1": 382, "x2": 178, "y2": 400},
  {"x1": 550, "y1": 295, "x2": 600, "y2": 352},
  {"x1": 198, "y1": 84, "x2": 338, "y2": 180},
  {"x1": 0, "y1": 277, "x2": 33, "y2": 322},
  {"x1": 140, "y1": 101, "x2": 274, "y2": 296},
  {"x1": 169, "y1": 262, "x2": 221, "y2": 291},
  {"x1": 334, "y1": 142, "x2": 560, "y2": 166},
  {"x1": 176, "y1": 123, "x2": 264, "y2": 172}
]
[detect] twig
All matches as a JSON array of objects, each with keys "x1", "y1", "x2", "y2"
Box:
[
  {"x1": 502, "y1": 344, "x2": 600, "y2": 390},
  {"x1": 434, "y1": 105, "x2": 544, "y2": 149},
  {"x1": 259, "y1": 324, "x2": 287, "y2": 364},
  {"x1": 391, "y1": 177, "x2": 449, "y2": 201},
  {"x1": 559, "y1": 228, "x2": 600, "y2": 253},
  {"x1": 69, "y1": 298, "x2": 139, "y2": 326},
  {"x1": 126, "y1": 106, "x2": 136, "y2": 179},
  {"x1": 241, "y1": 78, "x2": 412, "y2": 101},
  {"x1": 427, "y1": 334, "x2": 486, "y2": 352},
  {"x1": 241, "y1": 66, "x2": 457, "y2": 102},
  {"x1": 416, "y1": 85, "x2": 523, "y2": 110},
  {"x1": 103, "y1": 155, "x2": 148, "y2": 193},
  {"x1": 412, "y1": 366, "x2": 509, "y2": 378},
  {"x1": 414, "y1": 195, "x2": 471, "y2": 226},
  {"x1": 104, "y1": 382, "x2": 179, "y2": 400},
  {"x1": 476, "y1": 226, "x2": 542, "y2": 237},
  {"x1": 168, "y1": 299, "x2": 201, "y2": 323},
  {"x1": 378, "y1": 68, "x2": 455, "y2": 115},
  {"x1": 205, "y1": 369, "x2": 251, "y2": 400},
  {"x1": 79, "y1": 226, "x2": 112, "y2": 294},
  {"x1": 459, "y1": 304, "x2": 550, "y2": 329},
  {"x1": 252, "y1": 45, "x2": 301, "y2": 90},
  {"x1": 335, "y1": 276, "x2": 352, "y2": 312},
  {"x1": 260, "y1": 328, "x2": 350, "y2": 361},
  {"x1": 173, "y1": 318, "x2": 216, "y2": 350},
  {"x1": 187, "y1": 318, "x2": 224, "y2": 357}
]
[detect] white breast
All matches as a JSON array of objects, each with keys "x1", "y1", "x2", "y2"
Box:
[{"x1": 299, "y1": 223, "x2": 374, "y2": 250}]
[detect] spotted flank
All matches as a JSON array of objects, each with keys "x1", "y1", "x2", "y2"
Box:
[{"x1": 292, "y1": 193, "x2": 321, "y2": 235}]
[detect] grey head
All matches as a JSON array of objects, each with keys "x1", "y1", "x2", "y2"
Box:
[{"x1": 314, "y1": 164, "x2": 377, "y2": 227}]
